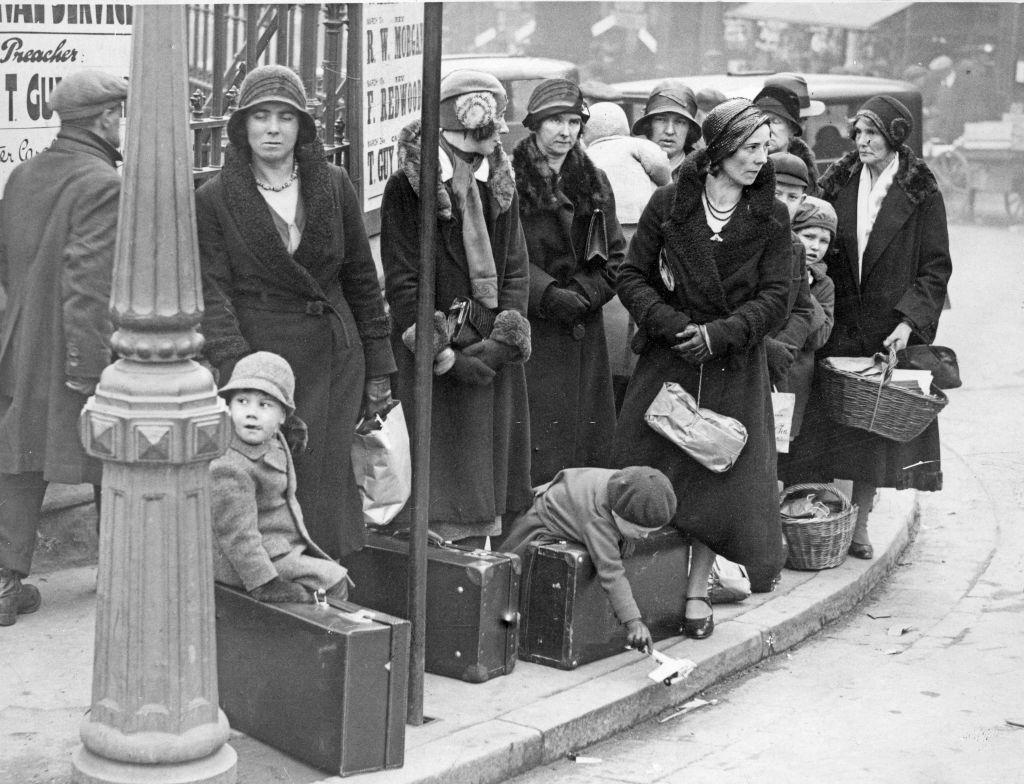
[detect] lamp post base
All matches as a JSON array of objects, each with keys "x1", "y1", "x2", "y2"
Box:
[{"x1": 71, "y1": 744, "x2": 237, "y2": 784}]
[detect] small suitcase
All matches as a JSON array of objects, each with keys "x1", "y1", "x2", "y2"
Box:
[
  {"x1": 345, "y1": 529, "x2": 520, "y2": 683},
  {"x1": 214, "y1": 584, "x2": 408, "y2": 776},
  {"x1": 519, "y1": 527, "x2": 689, "y2": 669}
]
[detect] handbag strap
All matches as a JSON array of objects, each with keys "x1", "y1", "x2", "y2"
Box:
[{"x1": 697, "y1": 365, "x2": 704, "y2": 407}]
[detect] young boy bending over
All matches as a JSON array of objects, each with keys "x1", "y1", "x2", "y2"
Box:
[{"x1": 211, "y1": 351, "x2": 351, "y2": 603}]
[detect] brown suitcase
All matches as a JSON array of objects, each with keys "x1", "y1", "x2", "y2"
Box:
[
  {"x1": 345, "y1": 529, "x2": 520, "y2": 682},
  {"x1": 214, "y1": 584, "x2": 408, "y2": 776},
  {"x1": 518, "y1": 527, "x2": 689, "y2": 669}
]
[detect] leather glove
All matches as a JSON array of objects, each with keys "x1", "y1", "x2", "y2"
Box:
[
  {"x1": 541, "y1": 285, "x2": 589, "y2": 325},
  {"x1": 765, "y1": 337, "x2": 798, "y2": 382},
  {"x1": 462, "y1": 339, "x2": 517, "y2": 372},
  {"x1": 250, "y1": 576, "x2": 311, "y2": 604},
  {"x1": 672, "y1": 323, "x2": 712, "y2": 365},
  {"x1": 447, "y1": 351, "x2": 496, "y2": 386},
  {"x1": 363, "y1": 375, "x2": 392, "y2": 418},
  {"x1": 65, "y1": 376, "x2": 98, "y2": 396},
  {"x1": 281, "y1": 413, "x2": 309, "y2": 458}
]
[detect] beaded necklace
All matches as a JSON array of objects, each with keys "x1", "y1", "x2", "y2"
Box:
[{"x1": 252, "y1": 163, "x2": 298, "y2": 192}]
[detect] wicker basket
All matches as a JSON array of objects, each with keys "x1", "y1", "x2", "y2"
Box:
[
  {"x1": 781, "y1": 483, "x2": 857, "y2": 570},
  {"x1": 817, "y1": 356, "x2": 947, "y2": 443}
]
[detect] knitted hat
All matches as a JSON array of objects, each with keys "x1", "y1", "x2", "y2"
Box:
[
  {"x1": 754, "y1": 84, "x2": 803, "y2": 136},
  {"x1": 769, "y1": 151, "x2": 809, "y2": 188},
  {"x1": 702, "y1": 98, "x2": 770, "y2": 166},
  {"x1": 851, "y1": 95, "x2": 913, "y2": 149},
  {"x1": 631, "y1": 79, "x2": 701, "y2": 147},
  {"x1": 49, "y1": 70, "x2": 127, "y2": 121},
  {"x1": 607, "y1": 467, "x2": 677, "y2": 528},
  {"x1": 582, "y1": 101, "x2": 630, "y2": 145},
  {"x1": 763, "y1": 73, "x2": 825, "y2": 118},
  {"x1": 522, "y1": 79, "x2": 589, "y2": 131},
  {"x1": 439, "y1": 69, "x2": 508, "y2": 132},
  {"x1": 219, "y1": 351, "x2": 296, "y2": 414},
  {"x1": 793, "y1": 195, "x2": 837, "y2": 236},
  {"x1": 227, "y1": 64, "x2": 317, "y2": 150}
]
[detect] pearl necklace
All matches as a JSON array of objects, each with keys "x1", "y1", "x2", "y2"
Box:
[{"x1": 252, "y1": 163, "x2": 298, "y2": 192}]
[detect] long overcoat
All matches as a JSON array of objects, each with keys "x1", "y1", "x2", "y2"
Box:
[
  {"x1": 788, "y1": 147, "x2": 952, "y2": 491},
  {"x1": 0, "y1": 127, "x2": 120, "y2": 485},
  {"x1": 612, "y1": 150, "x2": 792, "y2": 573},
  {"x1": 512, "y1": 136, "x2": 626, "y2": 485},
  {"x1": 196, "y1": 142, "x2": 395, "y2": 557},
  {"x1": 380, "y1": 123, "x2": 533, "y2": 540}
]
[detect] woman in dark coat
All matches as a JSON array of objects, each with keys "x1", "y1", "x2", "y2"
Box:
[
  {"x1": 613, "y1": 99, "x2": 792, "y2": 639},
  {"x1": 380, "y1": 70, "x2": 533, "y2": 546},
  {"x1": 513, "y1": 79, "x2": 627, "y2": 485},
  {"x1": 197, "y1": 65, "x2": 396, "y2": 558},
  {"x1": 794, "y1": 95, "x2": 952, "y2": 559}
]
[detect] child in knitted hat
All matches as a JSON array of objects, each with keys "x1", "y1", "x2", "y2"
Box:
[
  {"x1": 500, "y1": 466, "x2": 677, "y2": 654},
  {"x1": 211, "y1": 352, "x2": 351, "y2": 603}
]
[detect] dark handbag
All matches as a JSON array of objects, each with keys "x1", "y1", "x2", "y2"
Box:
[
  {"x1": 447, "y1": 296, "x2": 496, "y2": 349},
  {"x1": 896, "y1": 345, "x2": 961, "y2": 389},
  {"x1": 583, "y1": 209, "x2": 609, "y2": 266}
]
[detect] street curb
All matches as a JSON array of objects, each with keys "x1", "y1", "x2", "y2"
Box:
[{"x1": 319, "y1": 489, "x2": 919, "y2": 784}]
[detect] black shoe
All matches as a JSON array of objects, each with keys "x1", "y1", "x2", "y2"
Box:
[
  {"x1": 848, "y1": 541, "x2": 874, "y2": 560},
  {"x1": 0, "y1": 569, "x2": 41, "y2": 627},
  {"x1": 683, "y1": 596, "x2": 714, "y2": 640}
]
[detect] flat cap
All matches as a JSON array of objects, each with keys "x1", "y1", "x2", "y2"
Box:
[
  {"x1": 50, "y1": 70, "x2": 127, "y2": 121},
  {"x1": 769, "y1": 151, "x2": 809, "y2": 188}
]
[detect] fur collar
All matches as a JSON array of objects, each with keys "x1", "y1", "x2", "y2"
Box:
[
  {"x1": 512, "y1": 135, "x2": 610, "y2": 215},
  {"x1": 808, "y1": 259, "x2": 828, "y2": 283},
  {"x1": 788, "y1": 136, "x2": 818, "y2": 196},
  {"x1": 396, "y1": 120, "x2": 516, "y2": 220},
  {"x1": 818, "y1": 145, "x2": 938, "y2": 205},
  {"x1": 220, "y1": 142, "x2": 338, "y2": 296},
  {"x1": 670, "y1": 147, "x2": 779, "y2": 226}
]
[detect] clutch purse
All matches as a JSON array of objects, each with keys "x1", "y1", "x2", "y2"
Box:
[
  {"x1": 584, "y1": 209, "x2": 609, "y2": 267},
  {"x1": 446, "y1": 296, "x2": 495, "y2": 349},
  {"x1": 644, "y1": 377, "x2": 748, "y2": 473}
]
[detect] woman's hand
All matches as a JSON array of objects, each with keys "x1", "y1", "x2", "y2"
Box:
[
  {"x1": 883, "y1": 321, "x2": 913, "y2": 353},
  {"x1": 625, "y1": 619, "x2": 654, "y2": 654},
  {"x1": 672, "y1": 323, "x2": 711, "y2": 364}
]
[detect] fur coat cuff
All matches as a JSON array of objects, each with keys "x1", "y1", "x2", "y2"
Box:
[{"x1": 491, "y1": 310, "x2": 532, "y2": 362}]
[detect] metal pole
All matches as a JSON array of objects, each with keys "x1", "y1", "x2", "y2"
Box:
[{"x1": 408, "y1": 1, "x2": 443, "y2": 726}]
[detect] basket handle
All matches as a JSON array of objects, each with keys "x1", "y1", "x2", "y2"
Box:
[
  {"x1": 866, "y1": 346, "x2": 898, "y2": 433},
  {"x1": 780, "y1": 482, "x2": 852, "y2": 513}
]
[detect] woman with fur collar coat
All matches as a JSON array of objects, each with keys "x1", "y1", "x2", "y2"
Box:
[
  {"x1": 613, "y1": 100, "x2": 792, "y2": 638},
  {"x1": 513, "y1": 79, "x2": 627, "y2": 486},
  {"x1": 789, "y1": 97, "x2": 951, "y2": 560},
  {"x1": 380, "y1": 71, "x2": 533, "y2": 545},
  {"x1": 197, "y1": 66, "x2": 396, "y2": 558}
]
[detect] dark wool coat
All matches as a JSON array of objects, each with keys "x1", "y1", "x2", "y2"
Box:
[
  {"x1": 785, "y1": 147, "x2": 951, "y2": 491},
  {"x1": 196, "y1": 143, "x2": 395, "y2": 557},
  {"x1": 612, "y1": 150, "x2": 792, "y2": 573},
  {"x1": 0, "y1": 127, "x2": 120, "y2": 485},
  {"x1": 512, "y1": 136, "x2": 627, "y2": 485},
  {"x1": 380, "y1": 123, "x2": 533, "y2": 538}
]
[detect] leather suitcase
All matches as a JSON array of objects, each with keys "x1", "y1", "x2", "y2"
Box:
[
  {"x1": 214, "y1": 584, "x2": 408, "y2": 776},
  {"x1": 519, "y1": 527, "x2": 689, "y2": 669},
  {"x1": 345, "y1": 529, "x2": 520, "y2": 683}
]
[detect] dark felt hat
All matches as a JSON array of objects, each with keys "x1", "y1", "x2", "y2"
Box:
[
  {"x1": 607, "y1": 467, "x2": 677, "y2": 528},
  {"x1": 754, "y1": 84, "x2": 803, "y2": 136},
  {"x1": 522, "y1": 79, "x2": 589, "y2": 130},
  {"x1": 852, "y1": 94, "x2": 913, "y2": 149},
  {"x1": 227, "y1": 64, "x2": 317, "y2": 150},
  {"x1": 50, "y1": 70, "x2": 127, "y2": 121},
  {"x1": 631, "y1": 79, "x2": 701, "y2": 146},
  {"x1": 763, "y1": 73, "x2": 825, "y2": 118}
]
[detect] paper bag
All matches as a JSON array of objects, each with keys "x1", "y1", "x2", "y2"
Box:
[
  {"x1": 351, "y1": 401, "x2": 411, "y2": 526},
  {"x1": 708, "y1": 555, "x2": 751, "y2": 603},
  {"x1": 644, "y1": 381, "x2": 747, "y2": 473},
  {"x1": 771, "y1": 390, "x2": 796, "y2": 453}
]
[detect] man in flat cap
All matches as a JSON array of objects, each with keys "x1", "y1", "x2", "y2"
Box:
[{"x1": 0, "y1": 69, "x2": 127, "y2": 627}]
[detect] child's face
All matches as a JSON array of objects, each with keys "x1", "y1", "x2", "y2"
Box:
[
  {"x1": 227, "y1": 390, "x2": 287, "y2": 446},
  {"x1": 612, "y1": 511, "x2": 663, "y2": 541},
  {"x1": 774, "y1": 183, "x2": 806, "y2": 220},
  {"x1": 797, "y1": 226, "x2": 833, "y2": 265}
]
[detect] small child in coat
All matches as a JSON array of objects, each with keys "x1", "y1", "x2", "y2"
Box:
[
  {"x1": 211, "y1": 351, "x2": 351, "y2": 603},
  {"x1": 500, "y1": 466, "x2": 677, "y2": 654}
]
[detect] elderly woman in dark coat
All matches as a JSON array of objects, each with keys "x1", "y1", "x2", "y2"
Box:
[
  {"x1": 794, "y1": 95, "x2": 952, "y2": 560},
  {"x1": 381, "y1": 70, "x2": 533, "y2": 546},
  {"x1": 197, "y1": 65, "x2": 396, "y2": 558},
  {"x1": 613, "y1": 99, "x2": 792, "y2": 639},
  {"x1": 513, "y1": 79, "x2": 627, "y2": 485}
]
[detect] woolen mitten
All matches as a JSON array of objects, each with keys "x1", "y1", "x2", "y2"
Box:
[
  {"x1": 281, "y1": 413, "x2": 309, "y2": 457},
  {"x1": 250, "y1": 576, "x2": 312, "y2": 604},
  {"x1": 448, "y1": 351, "x2": 496, "y2": 386},
  {"x1": 463, "y1": 338, "x2": 517, "y2": 372},
  {"x1": 765, "y1": 337, "x2": 797, "y2": 382},
  {"x1": 541, "y1": 285, "x2": 589, "y2": 324}
]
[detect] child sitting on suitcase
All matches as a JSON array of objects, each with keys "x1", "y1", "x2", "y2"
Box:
[
  {"x1": 211, "y1": 351, "x2": 352, "y2": 603},
  {"x1": 500, "y1": 467, "x2": 677, "y2": 654}
]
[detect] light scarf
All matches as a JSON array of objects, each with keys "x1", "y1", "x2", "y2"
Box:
[
  {"x1": 260, "y1": 183, "x2": 303, "y2": 254},
  {"x1": 855, "y1": 153, "x2": 898, "y2": 283},
  {"x1": 442, "y1": 140, "x2": 499, "y2": 308}
]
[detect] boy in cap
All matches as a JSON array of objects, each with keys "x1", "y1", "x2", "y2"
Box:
[
  {"x1": 211, "y1": 352, "x2": 351, "y2": 603},
  {"x1": 500, "y1": 467, "x2": 677, "y2": 654}
]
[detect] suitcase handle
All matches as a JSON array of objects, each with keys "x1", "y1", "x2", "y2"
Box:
[{"x1": 386, "y1": 528, "x2": 448, "y2": 549}]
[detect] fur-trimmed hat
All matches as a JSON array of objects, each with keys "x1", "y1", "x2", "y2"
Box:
[
  {"x1": 793, "y1": 195, "x2": 837, "y2": 236},
  {"x1": 227, "y1": 64, "x2": 317, "y2": 150},
  {"x1": 50, "y1": 70, "x2": 127, "y2": 121},
  {"x1": 770, "y1": 151, "x2": 809, "y2": 188},
  {"x1": 607, "y1": 467, "x2": 677, "y2": 528},
  {"x1": 439, "y1": 69, "x2": 508, "y2": 132},
  {"x1": 631, "y1": 79, "x2": 701, "y2": 147},
  {"x1": 219, "y1": 351, "x2": 296, "y2": 414},
  {"x1": 523, "y1": 79, "x2": 589, "y2": 131},
  {"x1": 851, "y1": 95, "x2": 913, "y2": 149}
]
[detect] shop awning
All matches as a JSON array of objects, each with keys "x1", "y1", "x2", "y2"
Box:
[{"x1": 726, "y1": 2, "x2": 913, "y2": 31}]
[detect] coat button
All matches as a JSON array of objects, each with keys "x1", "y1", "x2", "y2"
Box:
[{"x1": 572, "y1": 324, "x2": 585, "y2": 341}]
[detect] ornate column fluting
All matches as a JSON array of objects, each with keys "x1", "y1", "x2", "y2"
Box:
[{"x1": 72, "y1": 5, "x2": 236, "y2": 783}]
